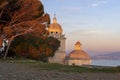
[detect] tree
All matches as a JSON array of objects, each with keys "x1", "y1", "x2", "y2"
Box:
[
  {"x1": 38, "y1": 37, "x2": 60, "y2": 61},
  {"x1": 10, "y1": 35, "x2": 60, "y2": 61},
  {"x1": 0, "y1": 0, "x2": 50, "y2": 59}
]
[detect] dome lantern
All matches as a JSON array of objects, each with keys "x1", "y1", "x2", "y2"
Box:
[{"x1": 75, "y1": 41, "x2": 82, "y2": 50}]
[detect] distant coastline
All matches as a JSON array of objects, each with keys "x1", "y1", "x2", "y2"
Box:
[{"x1": 91, "y1": 52, "x2": 120, "y2": 60}]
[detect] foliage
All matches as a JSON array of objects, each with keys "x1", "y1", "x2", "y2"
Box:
[
  {"x1": 0, "y1": 0, "x2": 50, "y2": 57},
  {"x1": 0, "y1": 0, "x2": 50, "y2": 37},
  {"x1": 10, "y1": 35, "x2": 60, "y2": 61},
  {"x1": 0, "y1": 38, "x2": 3, "y2": 47}
]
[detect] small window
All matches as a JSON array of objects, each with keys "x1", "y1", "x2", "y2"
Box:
[{"x1": 56, "y1": 32, "x2": 58, "y2": 34}]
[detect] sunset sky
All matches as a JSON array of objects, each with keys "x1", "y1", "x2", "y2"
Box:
[{"x1": 41, "y1": 0, "x2": 120, "y2": 56}]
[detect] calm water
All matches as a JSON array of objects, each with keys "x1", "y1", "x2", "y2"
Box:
[{"x1": 92, "y1": 60, "x2": 120, "y2": 67}]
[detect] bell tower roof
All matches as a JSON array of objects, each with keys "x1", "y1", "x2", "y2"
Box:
[
  {"x1": 53, "y1": 14, "x2": 57, "y2": 23},
  {"x1": 48, "y1": 14, "x2": 63, "y2": 34}
]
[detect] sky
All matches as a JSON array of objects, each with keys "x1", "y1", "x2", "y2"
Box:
[{"x1": 40, "y1": 0, "x2": 120, "y2": 56}]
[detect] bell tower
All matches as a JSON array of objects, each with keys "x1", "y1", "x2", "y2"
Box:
[{"x1": 48, "y1": 15, "x2": 66, "y2": 64}]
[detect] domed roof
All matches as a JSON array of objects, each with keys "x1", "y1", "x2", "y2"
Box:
[
  {"x1": 68, "y1": 50, "x2": 91, "y2": 60},
  {"x1": 48, "y1": 15, "x2": 63, "y2": 33},
  {"x1": 68, "y1": 41, "x2": 91, "y2": 60}
]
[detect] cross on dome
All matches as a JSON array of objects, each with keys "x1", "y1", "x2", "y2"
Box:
[{"x1": 54, "y1": 14, "x2": 56, "y2": 18}]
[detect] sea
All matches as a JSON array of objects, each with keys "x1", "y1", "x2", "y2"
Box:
[{"x1": 92, "y1": 60, "x2": 120, "y2": 67}]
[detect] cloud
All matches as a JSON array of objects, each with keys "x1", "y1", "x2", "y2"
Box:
[
  {"x1": 62, "y1": 6, "x2": 81, "y2": 11},
  {"x1": 80, "y1": 30, "x2": 99, "y2": 36},
  {"x1": 101, "y1": 0, "x2": 108, "y2": 4},
  {"x1": 91, "y1": 3, "x2": 99, "y2": 7},
  {"x1": 91, "y1": 0, "x2": 108, "y2": 7},
  {"x1": 67, "y1": 29, "x2": 102, "y2": 37}
]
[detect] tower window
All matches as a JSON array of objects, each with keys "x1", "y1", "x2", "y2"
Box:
[
  {"x1": 72, "y1": 63, "x2": 75, "y2": 66},
  {"x1": 56, "y1": 32, "x2": 58, "y2": 34},
  {"x1": 51, "y1": 32, "x2": 53, "y2": 34}
]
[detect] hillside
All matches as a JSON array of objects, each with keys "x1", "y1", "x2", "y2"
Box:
[{"x1": 92, "y1": 52, "x2": 120, "y2": 60}]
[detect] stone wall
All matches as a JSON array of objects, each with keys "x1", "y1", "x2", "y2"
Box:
[
  {"x1": 49, "y1": 51, "x2": 66, "y2": 64},
  {"x1": 66, "y1": 59, "x2": 92, "y2": 66}
]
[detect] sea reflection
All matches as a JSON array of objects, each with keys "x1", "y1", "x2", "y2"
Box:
[{"x1": 92, "y1": 60, "x2": 120, "y2": 67}]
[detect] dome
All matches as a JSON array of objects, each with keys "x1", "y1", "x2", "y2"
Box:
[
  {"x1": 68, "y1": 41, "x2": 91, "y2": 60},
  {"x1": 48, "y1": 15, "x2": 63, "y2": 34},
  {"x1": 68, "y1": 50, "x2": 91, "y2": 60}
]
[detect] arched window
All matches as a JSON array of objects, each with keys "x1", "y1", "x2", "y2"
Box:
[{"x1": 72, "y1": 63, "x2": 75, "y2": 66}]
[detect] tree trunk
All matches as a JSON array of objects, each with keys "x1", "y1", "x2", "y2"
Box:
[
  {"x1": 3, "y1": 28, "x2": 34, "y2": 59},
  {"x1": 3, "y1": 36, "x2": 14, "y2": 59}
]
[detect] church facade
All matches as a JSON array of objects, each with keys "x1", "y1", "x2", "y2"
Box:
[{"x1": 48, "y1": 15, "x2": 91, "y2": 65}]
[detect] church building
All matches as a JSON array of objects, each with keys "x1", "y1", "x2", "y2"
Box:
[{"x1": 48, "y1": 15, "x2": 91, "y2": 65}]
